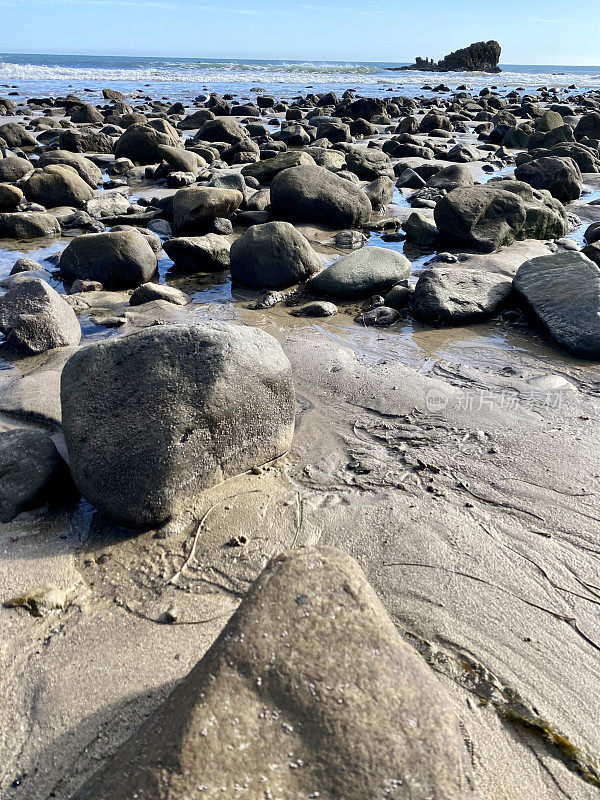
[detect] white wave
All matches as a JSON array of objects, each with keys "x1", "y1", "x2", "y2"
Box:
[{"x1": 1, "y1": 59, "x2": 599, "y2": 90}]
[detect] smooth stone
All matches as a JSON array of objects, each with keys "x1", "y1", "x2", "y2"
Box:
[
  {"x1": 60, "y1": 322, "x2": 295, "y2": 528},
  {"x1": 163, "y1": 233, "x2": 231, "y2": 272},
  {"x1": 513, "y1": 250, "x2": 600, "y2": 358},
  {"x1": 129, "y1": 282, "x2": 189, "y2": 306},
  {"x1": 309, "y1": 246, "x2": 411, "y2": 299}
]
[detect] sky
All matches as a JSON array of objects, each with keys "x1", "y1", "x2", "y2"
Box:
[{"x1": 0, "y1": 0, "x2": 598, "y2": 65}]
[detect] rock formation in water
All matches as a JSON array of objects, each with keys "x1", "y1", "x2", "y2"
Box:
[{"x1": 396, "y1": 40, "x2": 502, "y2": 73}]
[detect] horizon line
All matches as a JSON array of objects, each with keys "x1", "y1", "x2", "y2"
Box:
[{"x1": 1, "y1": 49, "x2": 599, "y2": 69}]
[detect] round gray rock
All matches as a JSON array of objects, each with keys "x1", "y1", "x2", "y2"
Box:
[
  {"x1": 59, "y1": 229, "x2": 158, "y2": 289},
  {"x1": 0, "y1": 277, "x2": 81, "y2": 353},
  {"x1": 309, "y1": 246, "x2": 411, "y2": 299},
  {"x1": 230, "y1": 221, "x2": 322, "y2": 289},
  {"x1": 60, "y1": 322, "x2": 295, "y2": 528}
]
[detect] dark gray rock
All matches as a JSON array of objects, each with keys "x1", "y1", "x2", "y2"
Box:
[
  {"x1": 356, "y1": 306, "x2": 401, "y2": 326},
  {"x1": 241, "y1": 151, "x2": 316, "y2": 184},
  {"x1": 514, "y1": 156, "x2": 582, "y2": 203},
  {"x1": 0, "y1": 184, "x2": 23, "y2": 211},
  {"x1": 513, "y1": 251, "x2": 600, "y2": 358},
  {"x1": 413, "y1": 268, "x2": 512, "y2": 324},
  {"x1": 271, "y1": 165, "x2": 371, "y2": 229},
  {"x1": 129, "y1": 283, "x2": 189, "y2": 306},
  {"x1": 172, "y1": 186, "x2": 243, "y2": 233},
  {"x1": 434, "y1": 182, "x2": 567, "y2": 253},
  {"x1": 427, "y1": 164, "x2": 474, "y2": 190},
  {"x1": 0, "y1": 429, "x2": 73, "y2": 523},
  {"x1": 61, "y1": 322, "x2": 295, "y2": 528},
  {"x1": 346, "y1": 147, "x2": 394, "y2": 180},
  {"x1": 23, "y1": 165, "x2": 94, "y2": 209},
  {"x1": 163, "y1": 234, "x2": 231, "y2": 272},
  {"x1": 37, "y1": 150, "x2": 102, "y2": 188},
  {"x1": 290, "y1": 300, "x2": 338, "y2": 317},
  {"x1": 59, "y1": 229, "x2": 158, "y2": 289},
  {"x1": 0, "y1": 212, "x2": 60, "y2": 240},
  {"x1": 0, "y1": 156, "x2": 33, "y2": 183},
  {"x1": 114, "y1": 122, "x2": 182, "y2": 165},
  {"x1": 0, "y1": 278, "x2": 81, "y2": 353},
  {"x1": 230, "y1": 221, "x2": 321, "y2": 289},
  {"x1": 309, "y1": 246, "x2": 410, "y2": 299}
]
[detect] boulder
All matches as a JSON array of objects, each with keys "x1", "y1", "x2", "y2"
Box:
[
  {"x1": 178, "y1": 109, "x2": 215, "y2": 130},
  {"x1": 346, "y1": 147, "x2": 394, "y2": 180},
  {"x1": 0, "y1": 122, "x2": 37, "y2": 148},
  {"x1": 0, "y1": 429, "x2": 73, "y2": 523},
  {"x1": 402, "y1": 212, "x2": 438, "y2": 245},
  {"x1": 0, "y1": 278, "x2": 81, "y2": 353},
  {"x1": 70, "y1": 102, "x2": 103, "y2": 124},
  {"x1": 513, "y1": 251, "x2": 600, "y2": 358},
  {"x1": 514, "y1": 156, "x2": 582, "y2": 203},
  {"x1": 413, "y1": 268, "x2": 512, "y2": 323},
  {"x1": 59, "y1": 229, "x2": 158, "y2": 289},
  {"x1": 0, "y1": 212, "x2": 60, "y2": 239},
  {"x1": 72, "y1": 547, "x2": 475, "y2": 800},
  {"x1": 434, "y1": 182, "x2": 567, "y2": 253},
  {"x1": 37, "y1": 150, "x2": 103, "y2": 187},
  {"x1": 574, "y1": 111, "x2": 600, "y2": 142},
  {"x1": 23, "y1": 164, "x2": 94, "y2": 209},
  {"x1": 241, "y1": 151, "x2": 316, "y2": 184},
  {"x1": 364, "y1": 176, "x2": 394, "y2": 210},
  {"x1": 309, "y1": 246, "x2": 411, "y2": 299},
  {"x1": 164, "y1": 234, "x2": 231, "y2": 272},
  {"x1": 60, "y1": 322, "x2": 295, "y2": 528},
  {"x1": 271, "y1": 165, "x2": 371, "y2": 229},
  {"x1": 114, "y1": 122, "x2": 182, "y2": 165},
  {"x1": 85, "y1": 191, "x2": 130, "y2": 219},
  {"x1": 172, "y1": 186, "x2": 242, "y2": 233},
  {"x1": 427, "y1": 164, "x2": 474, "y2": 190},
  {"x1": 0, "y1": 184, "x2": 23, "y2": 211},
  {"x1": 196, "y1": 117, "x2": 247, "y2": 144},
  {"x1": 230, "y1": 221, "x2": 322, "y2": 289},
  {"x1": 0, "y1": 155, "x2": 34, "y2": 183},
  {"x1": 158, "y1": 144, "x2": 204, "y2": 174}
]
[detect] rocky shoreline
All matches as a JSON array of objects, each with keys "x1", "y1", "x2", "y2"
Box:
[{"x1": 1, "y1": 80, "x2": 600, "y2": 799}]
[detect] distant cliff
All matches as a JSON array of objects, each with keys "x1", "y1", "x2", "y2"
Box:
[{"x1": 392, "y1": 40, "x2": 502, "y2": 74}]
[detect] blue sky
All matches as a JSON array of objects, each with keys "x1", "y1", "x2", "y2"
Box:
[{"x1": 0, "y1": 0, "x2": 598, "y2": 65}]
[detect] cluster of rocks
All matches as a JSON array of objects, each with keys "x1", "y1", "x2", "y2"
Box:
[
  {"x1": 1, "y1": 82, "x2": 600, "y2": 527},
  {"x1": 3, "y1": 80, "x2": 600, "y2": 799}
]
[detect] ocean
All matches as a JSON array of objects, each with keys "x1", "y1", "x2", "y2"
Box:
[{"x1": 1, "y1": 52, "x2": 600, "y2": 102}]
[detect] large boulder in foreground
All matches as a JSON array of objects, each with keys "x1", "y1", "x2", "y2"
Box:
[
  {"x1": 114, "y1": 122, "x2": 182, "y2": 165},
  {"x1": 309, "y1": 246, "x2": 410, "y2": 299},
  {"x1": 172, "y1": 186, "x2": 243, "y2": 233},
  {"x1": 0, "y1": 278, "x2": 81, "y2": 354},
  {"x1": 271, "y1": 164, "x2": 372, "y2": 229},
  {"x1": 513, "y1": 251, "x2": 600, "y2": 358},
  {"x1": 514, "y1": 156, "x2": 582, "y2": 203},
  {"x1": 22, "y1": 164, "x2": 94, "y2": 209},
  {"x1": 230, "y1": 221, "x2": 322, "y2": 289},
  {"x1": 0, "y1": 429, "x2": 73, "y2": 523},
  {"x1": 72, "y1": 546, "x2": 475, "y2": 800},
  {"x1": 61, "y1": 322, "x2": 295, "y2": 528},
  {"x1": 413, "y1": 268, "x2": 512, "y2": 324},
  {"x1": 59, "y1": 229, "x2": 158, "y2": 289},
  {"x1": 434, "y1": 182, "x2": 567, "y2": 253}
]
